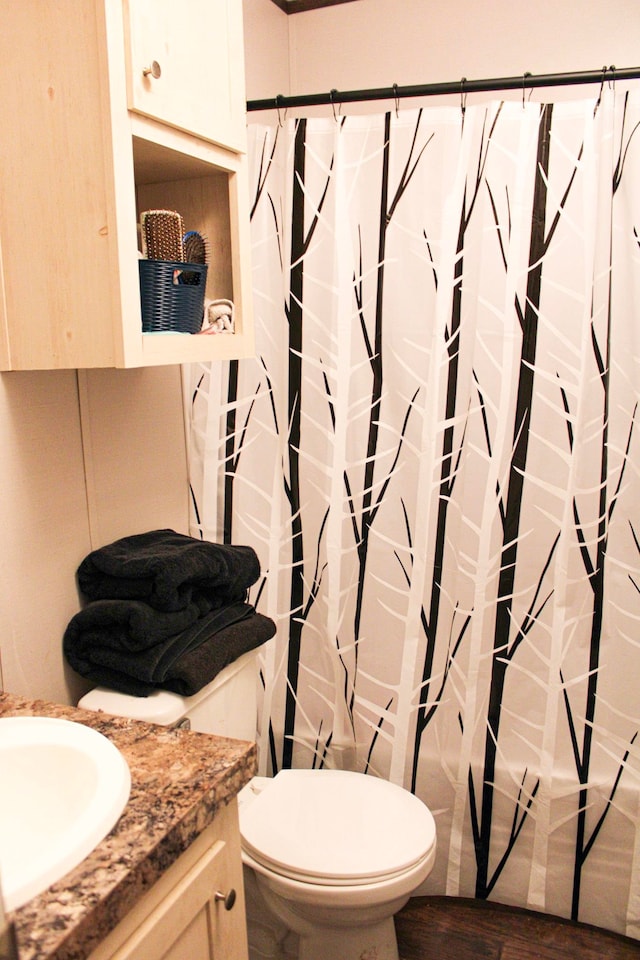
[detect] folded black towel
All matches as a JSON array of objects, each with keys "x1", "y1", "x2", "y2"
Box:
[
  {"x1": 64, "y1": 600, "x2": 275, "y2": 696},
  {"x1": 63, "y1": 596, "x2": 214, "y2": 653},
  {"x1": 77, "y1": 529, "x2": 260, "y2": 612},
  {"x1": 159, "y1": 611, "x2": 276, "y2": 697}
]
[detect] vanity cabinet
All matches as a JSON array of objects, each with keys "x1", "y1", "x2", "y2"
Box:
[
  {"x1": 88, "y1": 801, "x2": 249, "y2": 960},
  {"x1": 0, "y1": 0, "x2": 254, "y2": 370}
]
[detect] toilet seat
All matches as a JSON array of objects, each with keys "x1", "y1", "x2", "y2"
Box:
[{"x1": 239, "y1": 769, "x2": 436, "y2": 887}]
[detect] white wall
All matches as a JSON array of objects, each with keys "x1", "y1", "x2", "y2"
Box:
[
  {"x1": 243, "y1": 0, "x2": 290, "y2": 101},
  {"x1": 245, "y1": 0, "x2": 640, "y2": 109},
  {"x1": 0, "y1": 366, "x2": 189, "y2": 706}
]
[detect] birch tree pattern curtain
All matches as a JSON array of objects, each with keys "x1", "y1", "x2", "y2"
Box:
[{"x1": 185, "y1": 89, "x2": 640, "y2": 938}]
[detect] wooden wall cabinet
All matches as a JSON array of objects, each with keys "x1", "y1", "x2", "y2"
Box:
[
  {"x1": 0, "y1": 0, "x2": 254, "y2": 370},
  {"x1": 88, "y1": 801, "x2": 250, "y2": 960}
]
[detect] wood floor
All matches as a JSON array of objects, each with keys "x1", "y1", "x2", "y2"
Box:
[{"x1": 394, "y1": 897, "x2": 640, "y2": 960}]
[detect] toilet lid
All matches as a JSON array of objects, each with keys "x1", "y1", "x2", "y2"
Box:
[{"x1": 240, "y1": 769, "x2": 436, "y2": 885}]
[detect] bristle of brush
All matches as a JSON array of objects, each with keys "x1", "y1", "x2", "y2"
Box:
[
  {"x1": 141, "y1": 210, "x2": 185, "y2": 261},
  {"x1": 183, "y1": 230, "x2": 209, "y2": 265}
]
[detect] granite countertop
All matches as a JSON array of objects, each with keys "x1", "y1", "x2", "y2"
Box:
[{"x1": 0, "y1": 693, "x2": 257, "y2": 960}]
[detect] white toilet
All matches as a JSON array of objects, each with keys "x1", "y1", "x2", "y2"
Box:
[{"x1": 79, "y1": 649, "x2": 437, "y2": 960}]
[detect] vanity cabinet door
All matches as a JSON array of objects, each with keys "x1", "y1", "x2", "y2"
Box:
[
  {"x1": 89, "y1": 802, "x2": 249, "y2": 960},
  {"x1": 123, "y1": 0, "x2": 247, "y2": 152}
]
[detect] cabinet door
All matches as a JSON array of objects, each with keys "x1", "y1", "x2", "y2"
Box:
[
  {"x1": 123, "y1": 0, "x2": 247, "y2": 152},
  {"x1": 89, "y1": 805, "x2": 249, "y2": 960},
  {"x1": 102, "y1": 840, "x2": 242, "y2": 959}
]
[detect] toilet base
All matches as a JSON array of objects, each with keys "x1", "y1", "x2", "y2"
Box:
[
  {"x1": 252, "y1": 871, "x2": 407, "y2": 960},
  {"x1": 295, "y1": 917, "x2": 399, "y2": 960},
  {"x1": 244, "y1": 867, "x2": 299, "y2": 960}
]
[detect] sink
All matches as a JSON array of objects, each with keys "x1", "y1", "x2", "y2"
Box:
[{"x1": 0, "y1": 716, "x2": 131, "y2": 911}]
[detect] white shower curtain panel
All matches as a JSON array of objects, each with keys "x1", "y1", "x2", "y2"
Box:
[{"x1": 184, "y1": 89, "x2": 640, "y2": 938}]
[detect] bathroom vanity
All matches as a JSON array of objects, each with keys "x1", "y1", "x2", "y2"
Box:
[{"x1": 0, "y1": 694, "x2": 256, "y2": 960}]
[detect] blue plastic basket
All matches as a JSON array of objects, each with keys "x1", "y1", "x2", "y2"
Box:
[{"x1": 139, "y1": 260, "x2": 208, "y2": 334}]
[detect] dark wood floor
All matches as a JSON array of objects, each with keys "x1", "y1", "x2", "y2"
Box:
[{"x1": 395, "y1": 897, "x2": 640, "y2": 960}]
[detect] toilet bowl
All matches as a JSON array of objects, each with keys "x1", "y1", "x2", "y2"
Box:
[
  {"x1": 238, "y1": 769, "x2": 436, "y2": 960},
  {"x1": 79, "y1": 652, "x2": 437, "y2": 960}
]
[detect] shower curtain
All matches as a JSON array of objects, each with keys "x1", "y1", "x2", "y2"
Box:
[{"x1": 184, "y1": 88, "x2": 640, "y2": 938}]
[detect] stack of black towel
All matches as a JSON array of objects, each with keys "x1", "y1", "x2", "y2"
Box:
[{"x1": 63, "y1": 529, "x2": 276, "y2": 697}]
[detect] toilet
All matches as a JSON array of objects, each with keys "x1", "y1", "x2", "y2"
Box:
[{"x1": 78, "y1": 649, "x2": 437, "y2": 960}]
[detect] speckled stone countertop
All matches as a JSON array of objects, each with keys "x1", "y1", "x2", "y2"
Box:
[{"x1": 0, "y1": 693, "x2": 257, "y2": 960}]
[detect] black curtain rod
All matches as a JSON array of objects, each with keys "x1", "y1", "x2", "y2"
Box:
[{"x1": 247, "y1": 65, "x2": 640, "y2": 112}]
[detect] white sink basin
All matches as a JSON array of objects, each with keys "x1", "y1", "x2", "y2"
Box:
[{"x1": 0, "y1": 716, "x2": 131, "y2": 911}]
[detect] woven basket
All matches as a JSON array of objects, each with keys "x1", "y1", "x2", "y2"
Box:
[{"x1": 139, "y1": 260, "x2": 208, "y2": 334}]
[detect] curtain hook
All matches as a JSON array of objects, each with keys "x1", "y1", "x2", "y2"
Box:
[
  {"x1": 460, "y1": 77, "x2": 467, "y2": 119},
  {"x1": 329, "y1": 88, "x2": 341, "y2": 122},
  {"x1": 608, "y1": 64, "x2": 616, "y2": 89},
  {"x1": 522, "y1": 71, "x2": 532, "y2": 107},
  {"x1": 393, "y1": 82, "x2": 400, "y2": 118},
  {"x1": 275, "y1": 94, "x2": 286, "y2": 127},
  {"x1": 595, "y1": 65, "x2": 607, "y2": 109}
]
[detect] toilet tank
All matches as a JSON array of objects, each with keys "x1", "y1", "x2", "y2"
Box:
[{"x1": 78, "y1": 648, "x2": 259, "y2": 741}]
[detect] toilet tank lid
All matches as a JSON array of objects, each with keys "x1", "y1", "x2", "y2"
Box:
[{"x1": 79, "y1": 686, "x2": 185, "y2": 726}]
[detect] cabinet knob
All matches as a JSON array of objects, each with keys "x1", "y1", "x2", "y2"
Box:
[
  {"x1": 214, "y1": 888, "x2": 237, "y2": 911},
  {"x1": 142, "y1": 61, "x2": 161, "y2": 80}
]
